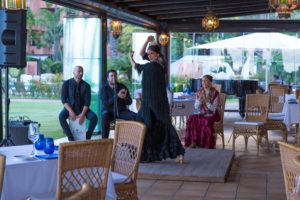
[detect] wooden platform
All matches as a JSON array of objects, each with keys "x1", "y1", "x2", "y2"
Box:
[{"x1": 138, "y1": 148, "x2": 234, "y2": 183}]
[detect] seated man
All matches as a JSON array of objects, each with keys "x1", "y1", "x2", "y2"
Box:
[
  {"x1": 271, "y1": 74, "x2": 285, "y2": 85},
  {"x1": 100, "y1": 70, "x2": 137, "y2": 138},
  {"x1": 59, "y1": 65, "x2": 98, "y2": 141}
]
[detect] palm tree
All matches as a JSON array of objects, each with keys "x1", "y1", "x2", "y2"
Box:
[{"x1": 37, "y1": 6, "x2": 63, "y2": 61}]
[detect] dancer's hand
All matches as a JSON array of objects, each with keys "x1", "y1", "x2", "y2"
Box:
[{"x1": 147, "y1": 35, "x2": 155, "y2": 43}]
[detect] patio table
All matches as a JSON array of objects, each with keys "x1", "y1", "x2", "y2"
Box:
[{"x1": 0, "y1": 144, "x2": 116, "y2": 200}]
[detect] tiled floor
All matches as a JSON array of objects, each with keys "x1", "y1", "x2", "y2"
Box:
[{"x1": 137, "y1": 112, "x2": 292, "y2": 200}]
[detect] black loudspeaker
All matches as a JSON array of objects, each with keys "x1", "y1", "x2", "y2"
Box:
[
  {"x1": 9, "y1": 120, "x2": 32, "y2": 145},
  {"x1": 0, "y1": 9, "x2": 26, "y2": 68}
]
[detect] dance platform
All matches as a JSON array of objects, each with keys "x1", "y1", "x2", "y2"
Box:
[{"x1": 138, "y1": 148, "x2": 234, "y2": 183}]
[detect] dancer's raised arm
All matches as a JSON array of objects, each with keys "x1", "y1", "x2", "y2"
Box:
[
  {"x1": 128, "y1": 51, "x2": 136, "y2": 68},
  {"x1": 139, "y1": 35, "x2": 154, "y2": 57}
]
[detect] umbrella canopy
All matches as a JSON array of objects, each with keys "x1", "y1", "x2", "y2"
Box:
[
  {"x1": 189, "y1": 33, "x2": 300, "y2": 73},
  {"x1": 190, "y1": 33, "x2": 300, "y2": 50}
]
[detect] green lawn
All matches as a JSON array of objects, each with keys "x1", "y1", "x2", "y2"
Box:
[{"x1": 9, "y1": 99, "x2": 63, "y2": 139}]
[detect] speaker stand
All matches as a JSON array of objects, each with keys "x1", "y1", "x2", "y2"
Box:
[{"x1": 0, "y1": 66, "x2": 14, "y2": 146}]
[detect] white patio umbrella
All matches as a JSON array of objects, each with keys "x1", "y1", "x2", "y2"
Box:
[
  {"x1": 190, "y1": 33, "x2": 300, "y2": 50},
  {"x1": 190, "y1": 33, "x2": 300, "y2": 73}
]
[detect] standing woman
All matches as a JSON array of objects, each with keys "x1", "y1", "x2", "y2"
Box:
[
  {"x1": 128, "y1": 45, "x2": 185, "y2": 163},
  {"x1": 185, "y1": 75, "x2": 220, "y2": 149}
]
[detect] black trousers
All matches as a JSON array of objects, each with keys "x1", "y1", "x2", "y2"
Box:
[
  {"x1": 59, "y1": 108, "x2": 98, "y2": 141},
  {"x1": 101, "y1": 110, "x2": 137, "y2": 139}
]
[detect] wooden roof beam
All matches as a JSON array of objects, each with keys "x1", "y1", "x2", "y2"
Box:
[
  {"x1": 46, "y1": 0, "x2": 161, "y2": 30},
  {"x1": 156, "y1": 8, "x2": 269, "y2": 20},
  {"x1": 127, "y1": 0, "x2": 205, "y2": 7},
  {"x1": 147, "y1": 3, "x2": 268, "y2": 16},
  {"x1": 130, "y1": 0, "x2": 267, "y2": 11},
  {"x1": 167, "y1": 20, "x2": 300, "y2": 32}
]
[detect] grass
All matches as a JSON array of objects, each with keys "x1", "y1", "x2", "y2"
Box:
[{"x1": 8, "y1": 99, "x2": 63, "y2": 139}]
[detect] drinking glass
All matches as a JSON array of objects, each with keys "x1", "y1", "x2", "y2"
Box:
[
  {"x1": 28, "y1": 123, "x2": 39, "y2": 155},
  {"x1": 34, "y1": 134, "x2": 45, "y2": 151},
  {"x1": 44, "y1": 138, "x2": 55, "y2": 154}
]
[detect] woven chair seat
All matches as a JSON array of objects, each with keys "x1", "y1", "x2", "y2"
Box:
[
  {"x1": 234, "y1": 121, "x2": 264, "y2": 126},
  {"x1": 112, "y1": 172, "x2": 132, "y2": 184},
  {"x1": 268, "y1": 112, "x2": 285, "y2": 120},
  {"x1": 266, "y1": 120, "x2": 288, "y2": 142}
]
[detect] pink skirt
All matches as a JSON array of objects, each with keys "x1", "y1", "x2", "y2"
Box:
[{"x1": 184, "y1": 114, "x2": 218, "y2": 149}]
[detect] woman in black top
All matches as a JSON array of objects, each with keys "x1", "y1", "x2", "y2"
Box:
[{"x1": 128, "y1": 44, "x2": 185, "y2": 163}]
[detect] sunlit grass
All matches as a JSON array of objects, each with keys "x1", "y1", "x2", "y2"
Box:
[{"x1": 8, "y1": 99, "x2": 63, "y2": 139}]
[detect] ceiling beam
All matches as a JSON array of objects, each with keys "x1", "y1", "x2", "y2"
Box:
[
  {"x1": 126, "y1": 0, "x2": 267, "y2": 8},
  {"x1": 45, "y1": 0, "x2": 161, "y2": 30},
  {"x1": 156, "y1": 8, "x2": 269, "y2": 20},
  {"x1": 167, "y1": 20, "x2": 300, "y2": 32},
  {"x1": 127, "y1": 0, "x2": 206, "y2": 7},
  {"x1": 146, "y1": 2, "x2": 268, "y2": 16}
]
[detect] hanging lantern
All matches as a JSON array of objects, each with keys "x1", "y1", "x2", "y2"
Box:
[
  {"x1": 158, "y1": 33, "x2": 169, "y2": 46},
  {"x1": 202, "y1": 9, "x2": 219, "y2": 32},
  {"x1": 1, "y1": 0, "x2": 26, "y2": 9},
  {"x1": 269, "y1": 0, "x2": 300, "y2": 18},
  {"x1": 110, "y1": 20, "x2": 122, "y2": 39}
]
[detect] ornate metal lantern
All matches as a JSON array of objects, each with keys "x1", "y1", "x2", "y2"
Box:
[
  {"x1": 158, "y1": 33, "x2": 169, "y2": 46},
  {"x1": 110, "y1": 20, "x2": 122, "y2": 39},
  {"x1": 269, "y1": 0, "x2": 300, "y2": 18},
  {"x1": 202, "y1": 9, "x2": 219, "y2": 32}
]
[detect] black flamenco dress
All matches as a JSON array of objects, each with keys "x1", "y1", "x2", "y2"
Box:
[{"x1": 135, "y1": 61, "x2": 185, "y2": 162}]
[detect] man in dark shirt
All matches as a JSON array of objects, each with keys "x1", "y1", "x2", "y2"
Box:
[
  {"x1": 100, "y1": 70, "x2": 136, "y2": 138},
  {"x1": 59, "y1": 65, "x2": 98, "y2": 141}
]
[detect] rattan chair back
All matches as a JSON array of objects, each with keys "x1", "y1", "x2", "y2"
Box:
[
  {"x1": 111, "y1": 120, "x2": 146, "y2": 181},
  {"x1": 278, "y1": 141, "x2": 300, "y2": 200},
  {"x1": 56, "y1": 139, "x2": 113, "y2": 200},
  {"x1": 65, "y1": 183, "x2": 92, "y2": 200},
  {"x1": 245, "y1": 94, "x2": 270, "y2": 122},
  {"x1": 213, "y1": 84, "x2": 222, "y2": 93},
  {"x1": 111, "y1": 120, "x2": 146, "y2": 200},
  {"x1": 214, "y1": 93, "x2": 227, "y2": 148},
  {"x1": 296, "y1": 89, "x2": 300, "y2": 101},
  {"x1": 270, "y1": 86, "x2": 287, "y2": 112},
  {"x1": 268, "y1": 82, "x2": 281, "y2": 91},
  {"x1": 218, "y1": 93, "x2": 226, "y2": 122},
  {"x1": 0, "y1": 155, "x2": 6, "y2": 198}
]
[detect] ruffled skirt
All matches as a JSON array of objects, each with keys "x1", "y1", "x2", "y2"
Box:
[
  {"x1": 138, "y1": 112, "x2": 185, "y2": 162},
  {"x1": 184, "y1": 114, "x2": 218, "y2": 149}
]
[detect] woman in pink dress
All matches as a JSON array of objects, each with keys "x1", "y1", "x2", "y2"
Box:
[{"x1": 185, "y1": 75, "x2": 220, "y2": 149}]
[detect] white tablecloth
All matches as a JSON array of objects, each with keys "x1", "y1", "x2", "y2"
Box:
[
  {"x1": 171, "y1": 98, "x2": 196, "y2": 117},
  {"x1": 282, "y1": 101, "x2": 300, "y2": 131},
  {"x1": 0, "y1": 145, "x2": 116, "y2": 200}
]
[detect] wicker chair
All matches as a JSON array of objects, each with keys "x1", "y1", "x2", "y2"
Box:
[
  {"x1": 232, "y1": 94, "x2": 270, "y2": 153},
  {"x1": 57, "y1": 139, "x2": 113, "y2": 200},
  {"x1": 213, "y1": 84, "x2": 222, "y2": 93},
  {"x1": 214, "y1": 93, "x2": 227, "y2": 149},
  {"x1": 266, "y1": 86, "x2": 288, "y2": 142},
  {"x1": 270, "y1": 86, "x2": 287, "y2": 113},
  {"x1": 0, "y1": 155, "x2": 6, "y2": 198},
  {"x1": 111, "y1": 120, "x2": 146, "y2": 200},
  {"x1": 296, "y1": 89, "x2": 300, "y2": 101},
  {"x1": 278, "y1": 141, "x2": 300, "y2": 200}
]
